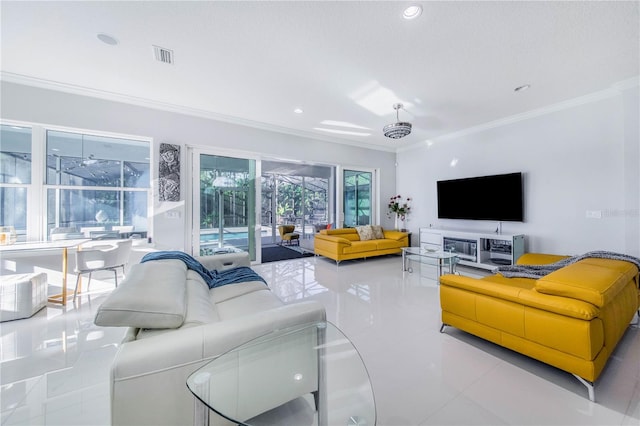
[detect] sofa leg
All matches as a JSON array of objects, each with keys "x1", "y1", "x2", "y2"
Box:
[
  {"x1": 572, "y1": 374, "x2": 595, "y2": 402},
  {"x1": 439, "y1": 323, "x2": 448, "y2": 333}
]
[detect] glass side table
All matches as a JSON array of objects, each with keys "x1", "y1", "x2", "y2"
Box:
[
  {"x1": 402, "y1": 247, "x2": 459, "y2": 279},
  {"x1": 187, "y1": 321, "x2": 376, "y2": 426}
]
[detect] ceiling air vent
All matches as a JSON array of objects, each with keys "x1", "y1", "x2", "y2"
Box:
[{"x1": 153, "y1": 45, "x2": 174, "y2": 64}]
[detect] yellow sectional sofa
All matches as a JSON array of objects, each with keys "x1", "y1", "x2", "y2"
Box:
[
  {"x1": 439, "y1": 252, "x2": 640, "y2": 402},
  {"x1": 314, "y1": 227, "x2": 409, "y2": 264}
]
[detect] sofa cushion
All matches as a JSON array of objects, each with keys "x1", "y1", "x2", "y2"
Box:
[
  {"x1": 134, "y1": 278, "x2": 222, "y2": 340},
  {"x1": 355, "y1": 225, "x2": 375, "y2": 241},
  {"x1": 578, "y1": 257, "x2": 639, "y2": 278},
  {"x1": 215, "y1": 287, "x2": 283, "y2": 319},
  {"x1": 343, "y1": 240, "x2": 378, "y2": 254},
  {"x1": 482, "y1": 274, "x2": 537, "y2": 290},
  {"x1": 183, "y1": 272, "x2": 220, "y2": 327},
  {"x1": 536, "y1": 260, "x2": 636, "y2": 307},
  {"x1": 371, "y1": 225, "x2": 384, "y2": 239},
  {"x1": 376, "y1": 239, "x2": 402, "y2": 250},
  {"x1": 94, "y1": 259, "x2": 188, "y2": 329},
  {"x1": 211, "y1": 280, "x2": 273, "y2": 304}
]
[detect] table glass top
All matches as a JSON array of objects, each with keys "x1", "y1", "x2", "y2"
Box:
[
  {"x1": 186, "y1": 321, "x2": 376, "y2": 426},
  {"x1": 402, "y1": 247, "x2": 459, "y2": 260}
]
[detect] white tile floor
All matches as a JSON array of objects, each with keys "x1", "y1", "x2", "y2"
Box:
[{"x1": 1, "y1": 254, "x2": 639, "y2": 425}]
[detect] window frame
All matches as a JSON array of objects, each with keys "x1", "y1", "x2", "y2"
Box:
[
  {"x1": 0, "y1": 122, "x2": 37, "y2": 241},
  {"x1": 0, "y1": 120, "x2": 153, "y2": 242}
]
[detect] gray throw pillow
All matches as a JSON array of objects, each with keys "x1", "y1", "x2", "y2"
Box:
[
  {"x1": 371, "y1": 225, "x2": 384, "y2": 239},
  {"x1": 355, "y1": 225, "x2": 375, "y2": 241}
]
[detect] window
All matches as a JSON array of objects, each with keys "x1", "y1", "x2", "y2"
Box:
[
  {"x1": 343, "y1": 170, "x2": 372, "y2": 227},
  {"x1": 0, "y1": 125, "x2": 32, "y2": 241},
  {"x1": 45, "y1": 130, "x2": 150, "y2": 238}
]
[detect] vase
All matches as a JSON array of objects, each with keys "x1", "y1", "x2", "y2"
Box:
[
  {"x1": 0, "y1": 226, "x2": 16, "y2": 245},
  {"x1": 394, "y1": 215, "x2": 399, "y2": 230}
]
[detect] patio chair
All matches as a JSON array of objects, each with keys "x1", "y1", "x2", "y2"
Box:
[{"x1": 278, "y1": 225, "x2": 300, "y2": 246}]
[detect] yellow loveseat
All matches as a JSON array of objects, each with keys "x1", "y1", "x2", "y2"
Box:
[
  {"x1": 439, "y1": 253, "x2": 640, "y2": 401},
  {"x1": 314, "y1": 227, "x2": 409, "y2": 264}
]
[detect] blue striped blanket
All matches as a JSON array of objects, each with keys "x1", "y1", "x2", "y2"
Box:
[{"x1": 140, "y1": 251, "x2": 267, "y2": 289}]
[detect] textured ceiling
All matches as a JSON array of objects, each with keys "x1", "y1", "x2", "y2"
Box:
[{"x1": 1, "y1": 1, "x2": 638, "y2": 151}]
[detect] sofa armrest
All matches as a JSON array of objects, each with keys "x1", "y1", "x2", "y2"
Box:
[
  {"x1": 197, "y1": 252, "x2": 251, "y2": 270},
  {"x1": 383, "y1": 230, "x2": 409, "y2": 241},
  {"x1": 536, "y1": 260, "x2": 637, "y2": 307},
  {"x1": 313, "y1": 233, "x2": 352, "y2": 246},
  {"x1": 110, "y1": 300, "x2": 326, "y2": 426}
]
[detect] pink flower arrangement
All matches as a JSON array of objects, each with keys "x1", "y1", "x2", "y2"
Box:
[{"x1": 388, "y1": 195, "x2": 411, "y2": 220}]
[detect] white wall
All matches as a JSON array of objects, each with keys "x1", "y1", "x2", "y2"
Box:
[
  {"x1": 622, "y1": 83, "x2": 640, "y2": 257},
  {"x1": 1, "y1": 82, "x2": 398, "y2": 250},
  {"x1": 397, "y1": 84, "x2": 640, "y2": 256}
]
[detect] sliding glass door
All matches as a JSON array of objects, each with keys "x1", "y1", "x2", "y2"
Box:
[
  {"x1": 343, "y1": 170, "x2": 372, "y2": 227},
  {"x1": 195, "y1": 154, "x2": 257, "y2": 260},
  {"x1": 261, "y1": 161, "x2": 334, "y2": 245},
  {"x1": 190, "y1": 153, "x2": 338, "y2": 261}
]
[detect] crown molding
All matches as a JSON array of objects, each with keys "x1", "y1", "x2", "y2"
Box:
[
  {"x1": 0, "y1": 71, "x2": 396, "y2": 153},
  {"x1": 5, "y1": 71, "x2": 634, "y2": 156},
  {"x1": 435, "y1": 88, "x2": 619, "y2": 142},
  {"x1": 612, "y1": 75, "x2": 640, "y2": 91},
  {"x1": 396, "y1": 78, "x2": 638, "y2": 154}
]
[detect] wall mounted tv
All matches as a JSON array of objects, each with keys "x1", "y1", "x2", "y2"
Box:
[{"x1": 437, "y1": 172, "x2": 524, "y2": 222}]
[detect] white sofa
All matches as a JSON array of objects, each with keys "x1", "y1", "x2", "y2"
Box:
[{"x1": 94, "y1": 252, "x2": 326, "y2": 426}]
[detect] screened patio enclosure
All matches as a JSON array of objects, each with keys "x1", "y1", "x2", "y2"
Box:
[{"x1": 261, "y1": 161, "x2": 334, "y2": 245}]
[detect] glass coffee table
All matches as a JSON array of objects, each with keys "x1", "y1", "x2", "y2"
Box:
[
  {"x1": 187, "y1": 321, "x2": 376, "y2": 426},
  {"x1": 402, "y1": 247, "x2": 459, "y2": 278}
]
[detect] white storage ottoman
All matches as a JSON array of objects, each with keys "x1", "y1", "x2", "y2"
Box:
[{"x1": 1, "y1": 272, "x2": 48, "y2": 322}]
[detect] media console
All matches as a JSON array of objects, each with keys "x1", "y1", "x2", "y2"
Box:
[{"x1": 419, "y1": 228, "x2": 525, "y2": 270}]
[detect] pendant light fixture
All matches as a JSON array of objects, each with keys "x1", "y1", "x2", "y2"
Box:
[{"x1": 383, "y1": 103, "x2": 412, "y2": 139}]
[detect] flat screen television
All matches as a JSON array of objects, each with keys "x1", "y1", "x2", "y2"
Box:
[{"x1": 437, "y1": 172, "x2": 524, "y2": 222}]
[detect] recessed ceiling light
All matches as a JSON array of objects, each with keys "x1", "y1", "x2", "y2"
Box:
[
  {"x1": 294, "y1": 108, "x2": 304, "y2": 114},
  {"x1": 97, "y1": 33, "x2": 119, "y2": 46},
  {"x1": 403, "y1": 5, "x2": 423, "y2": 20},
  {"x1": 514, "y1": 84, "x2": 531, "y2": 92}
]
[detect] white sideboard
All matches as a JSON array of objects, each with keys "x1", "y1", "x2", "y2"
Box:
[{"x1": 419, "y1": 228, "x2": 525, "y2": 270}]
